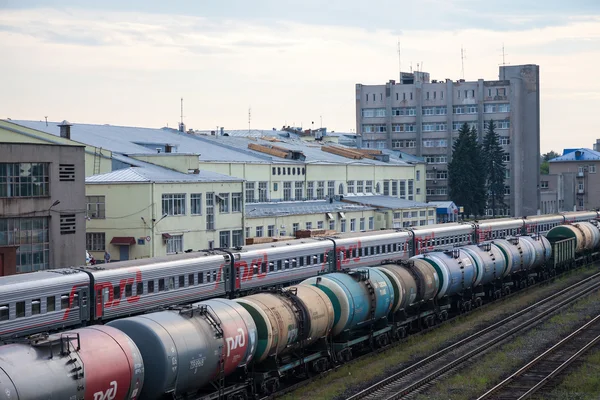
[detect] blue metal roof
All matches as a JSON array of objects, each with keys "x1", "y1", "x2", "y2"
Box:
[
  {"x1": 551, "y1": 148, "x2": 600, "y2": 162},
  {"x1": 245, "y1": 200, "x2": 374, "y2": 218},
  {"x1": 343, "y1": 195, "x2": 431, "y2": 209}
]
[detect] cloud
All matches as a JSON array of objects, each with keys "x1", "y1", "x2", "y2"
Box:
[{"x1": 0, "y1": 6, "x2": 599, "y2": 154}]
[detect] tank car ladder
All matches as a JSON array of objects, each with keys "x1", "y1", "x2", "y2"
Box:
[{"x1": 196, "y1": 305, "x2": 226, "y2": 398}]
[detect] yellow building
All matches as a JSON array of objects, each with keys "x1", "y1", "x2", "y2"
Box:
[{"x1": 85, "y1": 157, "x2": 244, "y2": 261}]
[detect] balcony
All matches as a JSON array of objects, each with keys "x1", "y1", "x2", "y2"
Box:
[
  {"x1": 577, "y1": 171, "x2": 585, "y2": 178},
  {"x1": 577, "y1": 188, "x2": 585, "y2": 194}
]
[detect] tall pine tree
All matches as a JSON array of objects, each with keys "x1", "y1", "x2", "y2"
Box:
[
  {"x1": 448, "y1": 123, "x2": 486, "y2": 217},
  {"x1": 482, "y1": 120, "x2": 507, "y2": 217}
]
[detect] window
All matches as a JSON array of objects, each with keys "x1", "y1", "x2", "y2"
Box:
[
  {"x1": 258, "y1": 182, "x2": 268, "y2": 202},
  {"x1": 47, "y1": 296, "x2": 55, "y2": 312},
  {"x1": 400, "y1": 180, "x2": 406, "y2": 199},
  {"x1": 504, "y1": 186, "x2": 511, "y2": 195},
  {"x1": 206, "y1": 192, "x2": 215, "y2": 230},
  {"x1": 328, "y1": 181, "x2": 335, "y2": 197},
  {"x1": 159, "y1": 279, "x2": 165, "y2": 291},
  {"x1": 307, "y1": 181, "x2": 315, "y2": 199},
  {"x1": 357, "y1": 180, "x2": 364, "y2": 193},
  {"x1": 232, "y1": 230, "x2": 243, "y2": 247},
  {"x1": 368, "y1": 217, "x2": 374, "y2": 230},
  {"x1": 191, "y1": 193, "x2": 202, "y2": 215},
  {"x1": 283, "y1": 182, "x2": 292, "y2": 201},
  {"x1": 162, "y1": 194, "x2": 186, "y2": 216},
  {"x1": 32, "y1": 299, "x2": 40, "y2": 315},
  {"x1": 341, "y1": 219, "x2": 347, "y2": 232},
  {"x1": 366, "y1": 180, "x2": 373, "y2": 193},
  {"x1": 86, "y1": 196, "x2": 105, "y2": 219},
  {"x1": 218, "y1": 193, "x2": 230, "y2": 213},
  {"x1": 293, "y1": 223, "x2": 299, "y2": 233},
  {"x1": 245, "y1": 182, "x2": 255, "y2": 203},
  {"x1": 383, "y1": 181, "x2": 390, "y2": 196},
  {"x1": 541, "y1": 181, "x2": 549, "y2": 189},
  {"x1": 416, "y1": 171, "x2": 421, "y2": 181},
  {"x1": 267, "y1": 225, "x2": 275, "y2": 237},
  {"x1": 148, "y1": 281, "x2": 155, "y2": 293},
  {"x1": 86, "y1": 232, "x2": 105, "y2": 251},
  {"x1": 231, "y1": 193, "x2": 242, "y2": 212},
  {"x1": 317, "y1": 181, "x2": 325, "y2": 199},
  {"x1": 306, "y1": 222, "x2": 312, "y2": 230},
  {"x1": 502, "y1": 154, "x2": 511, "y2": 162},
  {"x1": 61, "y1": 294, "x2": 70, "y2": 309},
  {"x1": 256, "y1": 226, "x2": 263, "y2": 237},
  {"x1": 125, "y1": 283, "x2": 133, "y2": 297},
  {"x1": 347, "y1": 181, "x2": 355, "y2": 194},
  {"x1": 0, "y1": 163, "x2": 50, "y2": 198},
  {"x1": 137, "y1": 282, "x2": 143, "y2": 295},
  {"x1": 350, "y1": 219, "x2": 356, "y2": 232},
  {"x1": 329, "y1": 219, "x2": 335, "y2": 230},
  {"x1": 408, "y1": 180, "x2": 414, "y2": 200},
  {"x1": 295, "y1": 181, "x2": 303, "y2": 200},
  {"x1": 360, "y1": 218, "x2": 365, "y2": 231},
  {"x1": 15, "y1": 301, "x2": 25, "y2": 318},
  {"x1": 375, "y1": 182, "x2": 380, "y2": 194},
  {"x1": 466, "y1": 105, "x2": 478, "y2": 114},
  {"x1": 317, "y1": 221, "x2": 324, "y2": 229},
  {"x1": 392, "y1": 180, "x2": 398, "y2": 196},
  {"x1": 0, "y1": 305, "x2": 8, "y2": 321},
  {"x1": 166, "y1": 235, "x2": 183, "y2": 254},
  {"x1": 219, "y1": 231, "x2": 230, "y2": 248},
  {"x1": 590, "y1": 165, "x2": 597, "y2": 173}
]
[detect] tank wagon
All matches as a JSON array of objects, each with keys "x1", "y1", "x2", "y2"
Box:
[{"x1": 1, "y1": 228, "x2": 598, "y2": 400}]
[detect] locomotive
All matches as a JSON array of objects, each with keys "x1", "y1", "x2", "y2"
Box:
[
  {"x1": 0, "y1": 220, "x2": 599, "y2": 400},
  {"x1": 0, "y1": 211, "x2": 597, "y2": 342}
]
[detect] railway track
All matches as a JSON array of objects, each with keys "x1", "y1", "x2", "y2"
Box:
[
  {"x1": 344, "y1": 271, "x2": 600, "y2": 400},
  {"x1": 476, "y1": 313, "x2": 600, "y2": 400}
]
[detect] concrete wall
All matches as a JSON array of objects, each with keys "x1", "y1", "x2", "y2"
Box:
[
  {"x1": 549, "y1": 161, "x2": 600, "y2": 211},
  {"x1": 85, "y1": 180, "x2": 244, "y2": 261},
  {"x1": 0, "y1": 143, "x2": 86, "y2": 272}
]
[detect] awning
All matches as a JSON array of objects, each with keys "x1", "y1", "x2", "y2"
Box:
[
  {"x1": 326, "y1": 212, "x2": 334, "y2": 220},
  {"x1": 110, "y1": 237, "x2": 136, "y2": 245},
  {"x1": 162, "y1": 233, "x2": 172, "y2": 239},
  {"x1": 338, "y1": 212, "x2": 346, "y2": 219}
]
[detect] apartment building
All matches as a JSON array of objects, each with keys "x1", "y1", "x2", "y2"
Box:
[{"x1": 356, "y1": 64, "x2": 541, "y2": 217}]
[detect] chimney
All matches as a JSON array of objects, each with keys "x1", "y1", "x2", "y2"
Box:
[
  {"x1": 58, "y1": 120, "x2": 72, "y2": 140},
  {"x1": 220, "y1": 127, "x2": 224, "y2": 136}
]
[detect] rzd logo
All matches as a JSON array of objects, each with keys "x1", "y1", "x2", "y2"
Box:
[
  {"x1": 93, "y1": 381, "x2": 117, "y2": 400},
  {"x1": 225, "y1": 328, "x2": 246, "y2": 356}
]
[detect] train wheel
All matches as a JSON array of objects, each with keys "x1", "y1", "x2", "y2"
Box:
[
  {"x1": 440, "y1": 310, "x2": 448, "y2": 321},
  {"x1": 475, "y1": 297, "x2": 483, "y2": 308},
  {"x1": 504, "y1": 286, "x2": 511, "y2": 296}
]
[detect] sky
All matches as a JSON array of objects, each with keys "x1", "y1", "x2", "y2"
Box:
[{"x1": 1, "y1": 1, "x2": 599, "y2": 154}]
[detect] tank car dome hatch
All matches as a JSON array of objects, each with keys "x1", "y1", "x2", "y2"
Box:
[
  {"x1": 0, "y1": 326, "x2": 144, "y2": 400},
  {"x1": 235, "y1": 292, "x2": 302, "y2": 362},
  {"x1": 547, "y1": 222, "x2": 600, "y2": 253},
  {"x1": 411, "y1": 250, "x2": 476, "y2": 299},
  {"x1": 460, "y1": 243, "x2": 506, "y2": 287},
  {"x1": 107, "y1": 300, "x2": 256, "y2": 400},
  {"x1": 301, "y1": 268, "x2": 394, "y2": 337}
]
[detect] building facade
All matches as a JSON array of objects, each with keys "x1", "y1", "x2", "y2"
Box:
[
  {"x1": 0, "y1": 142, "x2": 86, "y2": 274},
  {"x1": 356, "y1": 64, "x2": 541, "y2": 217},
  {"x1": 548, "y1": 148, "x2": 600, "y2": 212}
]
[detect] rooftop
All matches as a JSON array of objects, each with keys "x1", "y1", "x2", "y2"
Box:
[
  {"x1": 551, "y1": 148, "x2": 600, "y2": 162},
  {"x1": 87, "y1": 154, "x2": 242, "y2": 184},
  {"x1": 6, "y1": 120, "x2": 418, "y2": 166},
  {"x1": 342, "y1": 195, "x2": 432, "y2": 209},
  {"x1": 245, "y1": 199, "x2": 374, "y2": 218}
]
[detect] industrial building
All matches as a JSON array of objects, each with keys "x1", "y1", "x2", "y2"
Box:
[
  {"x1": 0, "y1": 141, "x2": 86, "y2": 274},
  {"x1": 2, "y1": 119, "x2": 432, "y2": 263},
  {"x1": 356, "y1": 64, "x2": 541, "y2": 217}
]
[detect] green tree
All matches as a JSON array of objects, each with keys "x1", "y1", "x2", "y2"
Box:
[
  {"x1": 448, "y1": 123, "x2": 486, "y2": 217},
  {"x1": 540, "y1": 150, "x2": 560, "y2": 174},
  {"x1": 482, "y1": 120, "x2": 507, "y2": 217}
]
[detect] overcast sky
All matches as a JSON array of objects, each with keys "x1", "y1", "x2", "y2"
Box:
[{"x1": 1, "y1": 0, "x2": 599, "y2": 153}]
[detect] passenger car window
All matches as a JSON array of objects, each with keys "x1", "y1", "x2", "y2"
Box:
[
  {"x1": 61, "y1": 294, "x2": 70, "y2": 309},
  {"x1": 125, "y1": 284, "x2": 132, "y2": 297},
  {"x1": 198, "y1": 272, "x2": 204, "y2": 283},
  {"x1": 32, "y1": 299, "x2": 41, "y2": 315},
  {"x1": 16, "y1": 302, "x2": 25, "y2": 318},
  {"x1": 179, "y1": 275, "x2": 185, "y2": 288},
  {"x1": 188, "y1": 273, "x2": 195, "y2": 285},
  {"x1": 0, "y1": 305, "x2": 8, "y2": 321},
  {"x1": 158, "y1": 279, "x2": 165, "y2": 291},
  {"x1": 47, "y1": 296, "x2": 55, "y2": 312},
  {"x1": 113, "y1": 286, "x2": 120, "y2": 300},
  {"x1": 136, "y1": 282, "x2": 143, "y2": 295},
  {"x1": 148, "y1": 280, "x2": 155, "y2": 293}
]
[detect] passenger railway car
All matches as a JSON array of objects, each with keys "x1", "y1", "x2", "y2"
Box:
[
  {"x1": 1, "y1": 228, "x2": 597, "y2": 400},
  {"x1": 0, "y1": 210, "x2": 598, "y2": 342}
]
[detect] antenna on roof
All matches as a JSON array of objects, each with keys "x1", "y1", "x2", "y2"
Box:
[
  {"x1": 44, "y1": 116, "x2": 48, "y2": 127},
  {"x1": 460, "y1": 46, "x2": 467, "y2": 79},
  {"x1": 179, "y1": 98, "x2": 186, "y2": 132},
  {"x1": 499, "y1": 43, "x2": 510, "y2": 80},
  {"x1": 248, "y1": 107, "x2": 252, "y2": 134}
]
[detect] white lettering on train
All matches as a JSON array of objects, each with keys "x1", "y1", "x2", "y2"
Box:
[
  {"x1": 93, "y1": 381, "x2": 117, "y2": 400},
  {"x1": 225, "y1": 328, "x2": 246, "y2": 356}
]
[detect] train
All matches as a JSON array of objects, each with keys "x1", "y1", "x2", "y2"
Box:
[
  {"x1": 0, "y1": 210, "x2": 598, "y2": 342},
  {"x1": 1, "y1": 219, "x2": 599, "y2": 400}
]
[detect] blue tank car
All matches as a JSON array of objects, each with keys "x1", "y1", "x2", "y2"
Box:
[
  {"x1": 411, "y1": 249, "x2": 477, "y2": 298},
  {"x1": 302, "y1": 268, "x2": 394, "y2": 336}
]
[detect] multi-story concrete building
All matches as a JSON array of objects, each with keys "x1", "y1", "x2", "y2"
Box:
[
  {"x1": 356, "y1": 64, "x2": 541, "y2": 217},
  {"x1": 0, "y1": 142, "x2": 86, "y2": 275},
  {"x1": 548, "y1": 147, "x2": 600, "y2": 211}
]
